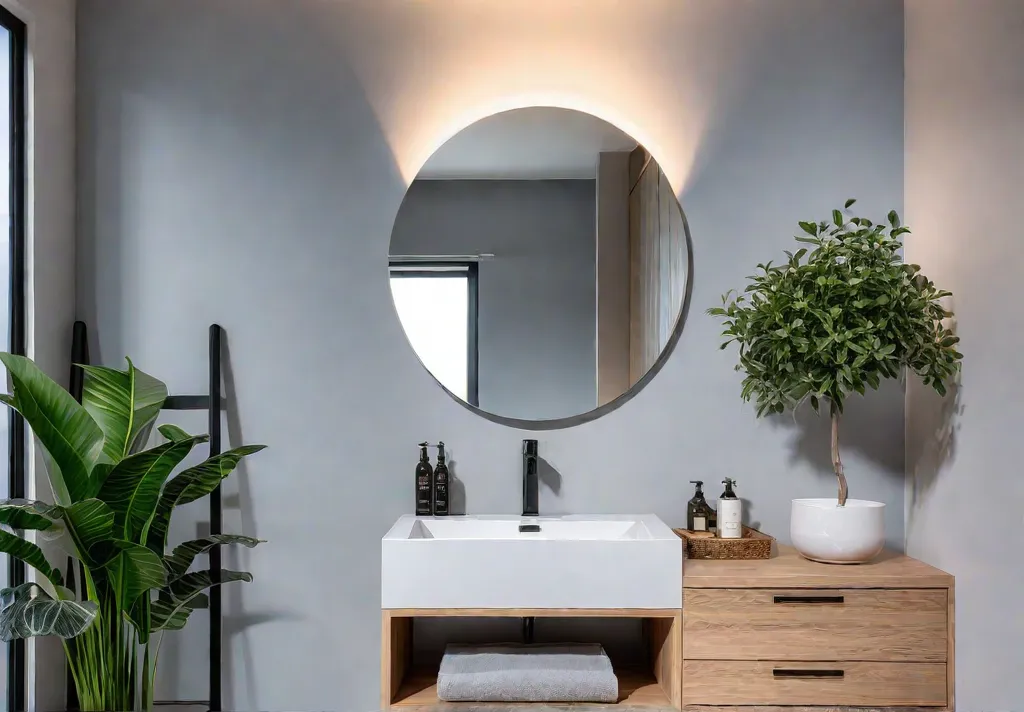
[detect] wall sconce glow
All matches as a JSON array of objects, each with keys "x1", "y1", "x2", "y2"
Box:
[{"x1": 398, "y1": 93, "x2": 686, "y2": 197}]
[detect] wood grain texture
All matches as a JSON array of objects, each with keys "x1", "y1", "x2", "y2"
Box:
[
  {"x1": 681, "y1": 661, "x2": 946, "y2": 707},
  {"x1": 382, "y1": 608, "x2": 679, "y2": 618},
  {"x1": 683, "y1": 544, "x2": 954, "y2": 589},
  {"x1": 382, "y1": 612, "x2": 414, "y2": 708},
  {"x1": 683, "y1": 588, "x2": 947, "y2": 662},
  {"x1": 681, "y1": 706, "x2": 945, "y2": 712},
  {"x1": 393, "y1": 668, "x2": 672, "y2": 708},
  {"x1": 646, "y1": 612, "x2": 682, "y2": 708},
  {"x1": 947, "y1": 580, "x2": 955, "y2": 711}
]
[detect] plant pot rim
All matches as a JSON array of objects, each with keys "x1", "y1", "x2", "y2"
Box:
[{"x1": 792, "y1": 498, "x2": 885, "y2": 509}]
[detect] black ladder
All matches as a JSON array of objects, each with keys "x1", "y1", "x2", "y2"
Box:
[{"x1": 67, "y1": 321, "x2": 227, "y2": 712}]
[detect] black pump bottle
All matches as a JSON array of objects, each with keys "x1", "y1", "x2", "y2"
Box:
[
  {"x1": 433, "y1": 441, "x2": 450, "y2": 516},
  {"x1": 415, "y1": 442, "x2": 433, "y2": 516}
]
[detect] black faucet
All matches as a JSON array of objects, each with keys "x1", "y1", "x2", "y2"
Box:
[{"x1": 522, "y1": 439, "x2": 539, "y2": 517}]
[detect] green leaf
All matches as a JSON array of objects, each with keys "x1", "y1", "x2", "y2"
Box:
[
  {"x1": 97, "y1": 436, "x2": 207, "y2": 541},
  {"x1": 0, "y1": 530, "x2": 61, "y2": 586},
  {"x1": 163, "y1": 535, "x2": 263, "y2": 582},
  {"x1": 145, "y1": 445, "x2": 266, "y2": 553},
  {"x1": 61, "y1": 499, "x2": 114, "y2": 562},
  {"x1": 82, "y1": 360, "x2": 168, "y2": 464},
  {"x1": 0, "y1": 583, "x2": 97, "y2": 641},
  {"x1": 798, "y1": 221, "x2": 819, "y2": 236},
  {"x1": 151, "y1": 569, "x2": 253, "y2": 632},
  {"x1": 0, "y1": 354, "x2": 104, "y2": 505},
  {"x1": 706, "y1": 204, "x2": 962, "y2": 434},
  {"x1": 97, "y1": 541, "x2": 167, "y2": 607},
  {"x1": 158, "y1": 424, "x2": 193, "y2": 443},
  {"x1": 844, "y1": 198, "x2": 856, "y2": 209},
  {"x1": 887, "y1": 210, "x2": 901, "y2": 228},
  {"x1": 150, "y1": 593, "x2": 208, "y2": 632},
  {"x1": 164, "y1": 568, "x2": 252, "y2": 602},
  {"x1": 0, "y1": 500, "x2": 61, "y2": 531}
]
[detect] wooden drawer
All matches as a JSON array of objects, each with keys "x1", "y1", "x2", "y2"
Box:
[
  {"x1": 682, "y1": 661, "x2": 947, "y2": 707},
  {"x1": 684, "y1": 588, "x2": 947, "y2": 662}
]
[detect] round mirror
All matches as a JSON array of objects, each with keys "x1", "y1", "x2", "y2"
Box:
[{"x1": 388, "y1": 107, "x2": 691, "y2": 427}]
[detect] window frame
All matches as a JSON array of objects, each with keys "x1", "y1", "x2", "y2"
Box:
[
  {"x1": 389, "y1": 262, "x2": 480, "y2": 407},
  {"x1": 0, "y1": 5, "x2": 27, "y2": 711}
]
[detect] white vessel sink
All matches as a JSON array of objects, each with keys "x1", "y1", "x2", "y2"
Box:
[{"x1": 381, "y1": 514, "x2": 682, "y2": 610}]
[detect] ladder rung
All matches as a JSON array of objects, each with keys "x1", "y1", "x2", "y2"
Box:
[{"x1": 163, "y1": 395, "x2": 212, "y2": 410}]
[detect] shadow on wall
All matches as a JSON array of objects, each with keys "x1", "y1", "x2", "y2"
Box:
[
  {"x1": 446, "y1": 450, "x2": 564, "y2": 515},
  {"x1": 773, "y1": 380, "x2": 907, "y2": 492},
  {"x1": 219, "y1": 335, "x2": 305, "y2": 709},
  {"x1": 772, "y1": 376, "x2": 960, "y2": 508},
  {"x1": 906, "y1": 376, "x2": 961, "y2": 513}
]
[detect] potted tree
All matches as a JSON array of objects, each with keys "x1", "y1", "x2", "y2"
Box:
[
  {"x1": 708, "y1": 200, "x2": 961, "y2": 563},
  {"x1": 0, "y1": 354, "x2": 265, "y2": 710}
]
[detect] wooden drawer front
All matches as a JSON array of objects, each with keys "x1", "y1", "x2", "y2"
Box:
[
  {"x1": 684, "y1": 588, "x2": 947, "y2": 662},
  {"x1": 682, "y1": 661, "x2": 947, "y2": 707}
]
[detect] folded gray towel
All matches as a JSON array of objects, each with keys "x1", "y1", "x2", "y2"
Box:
[{"x1": 437, "y1": 643, "x2": 619, "y2": 703}]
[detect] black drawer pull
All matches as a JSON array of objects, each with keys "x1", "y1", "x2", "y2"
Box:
[
  {"x1": 773, "y1": 594, "x2": 845, "y2": 604},
  {"x1": 773, "y1": 669, "x2": 845, "y2": 679}
]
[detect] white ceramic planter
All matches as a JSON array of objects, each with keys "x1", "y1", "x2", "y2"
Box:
[{"x1": 790, "y1": 498, "x2": 885, "y2": 564}]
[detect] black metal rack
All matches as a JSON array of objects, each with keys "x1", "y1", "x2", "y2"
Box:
[{"x1": 68, "y1": 321, "x2": 227, "y2": 712}]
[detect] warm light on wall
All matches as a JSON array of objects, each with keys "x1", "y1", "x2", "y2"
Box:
[
  {"x1": 399, "y1": 93, "x2": 686, "y2": 194},
  {"x1": 331, "y1": 2, "x2": 727, "y2": 201}
]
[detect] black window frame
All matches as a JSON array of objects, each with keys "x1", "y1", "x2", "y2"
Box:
[
  {"x1": 389, "y1": 262, "x2": 479, "y2": 407},
  {"x1": 0, "y1": 5, "x2": 26, "y2": 712}
]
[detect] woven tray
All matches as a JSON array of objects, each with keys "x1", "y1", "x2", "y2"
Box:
[{"x1": 673, "y1": 526, "x2": 774, "y2": 560}]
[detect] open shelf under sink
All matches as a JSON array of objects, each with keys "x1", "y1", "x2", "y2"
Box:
[{"x1": 381, "y1": 608, "x2": 682, "y2": 710}]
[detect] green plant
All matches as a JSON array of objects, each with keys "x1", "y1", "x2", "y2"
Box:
[
  {"x1": 0, "y1": 354, "x2": 265, "y2": 711},
  {"x1": 708, "y1": 200, "x2": 961, "y2": 505}
]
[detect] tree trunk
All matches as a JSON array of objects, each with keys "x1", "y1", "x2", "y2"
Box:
[{"x1": 831, "y1": 409, "x2": 849, "y2": 506}]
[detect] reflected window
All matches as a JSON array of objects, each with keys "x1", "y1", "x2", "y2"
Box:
[{"x1": 389, "y1": 263, "x2": 478, "y2": 406}]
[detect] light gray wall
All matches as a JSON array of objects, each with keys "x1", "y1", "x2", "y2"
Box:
[
  {"x1": 390, "y1": 179, "x2": 597, "y2": 420},
  {"x1": 905, "y1": 1, "x2": 1024, "y2": 709},
  {"x1": 75, "y1": 1, "x2": 905, "y2": 709}
]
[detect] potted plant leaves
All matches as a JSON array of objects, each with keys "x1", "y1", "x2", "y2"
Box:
[
  {"x1": 708, "y1": 200, "x2": 961, "y2": 563},
  {"x1": 0, "y1": 354, "x2": 265, "y2": 710}
]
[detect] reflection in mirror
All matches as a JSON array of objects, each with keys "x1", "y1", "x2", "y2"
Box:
[{"x1": 389, "y1": 107, "x2": 690, "y2": 424}]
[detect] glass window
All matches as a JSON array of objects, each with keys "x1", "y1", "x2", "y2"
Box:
[
  {"x1": 389, "y1": 265, "x2": 477, "y2": 404},
  {"x1": 0, "y1": 5, "x2": 26, "y2": 711}
]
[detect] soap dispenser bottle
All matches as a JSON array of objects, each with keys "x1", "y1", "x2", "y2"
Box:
[
  {"x1": 717, "y1": 478, "x2": 742, "y2": 539},
  {"x1": 687, "y1": 481, "x2": 711, "y2": 532},
  {"x1": 433, "y1": 441, "x2": 450, "y2": 516},
  {"x1": 415, "y1": 442, "x2": 433, "y2": 516}
]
